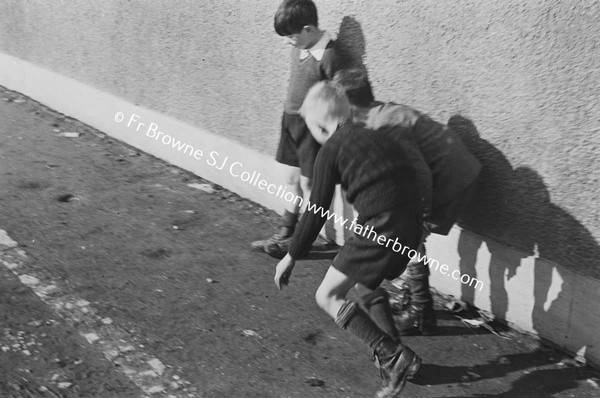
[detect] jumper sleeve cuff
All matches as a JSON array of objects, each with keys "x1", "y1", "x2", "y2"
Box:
[{"x1": 287, "y1": 236, "x2": 310, "y2": 260}]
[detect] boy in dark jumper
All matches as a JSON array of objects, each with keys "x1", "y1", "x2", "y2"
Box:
[
  {"x1": 359, "y1": 102, "x2": 482, "y2": 335},
  {"x1": 274, "y1": 81, "x2": 423, "y2": 398},
  {"x1": 331, "y1": 68, "x2": 481, "y2": 335},
  {"x1": 251, "y1": 0, "x2": 343, "y2": 256}
]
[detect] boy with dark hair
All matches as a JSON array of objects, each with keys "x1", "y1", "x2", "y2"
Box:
[
  {"x1": 274, "y1": 81, "x2": 424, "y2": 398},
  {"x1": 252, "y1": 0, "x2": 343, "y2": 256}
]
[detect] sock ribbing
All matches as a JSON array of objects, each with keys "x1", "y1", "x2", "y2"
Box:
[
  {"x1": 362, "y1": 288, "x2": 400, "y2": 342},
  {"x1": 336, "y1": 300, "x2": 390, "y2": 350}
]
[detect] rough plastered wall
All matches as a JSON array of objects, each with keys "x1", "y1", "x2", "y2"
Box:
[{"x1": 0, "y1": 0, "x2": 599, "y2": 278}]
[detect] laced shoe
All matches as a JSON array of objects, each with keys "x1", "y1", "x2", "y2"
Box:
[
  {"x1": 395, "y1": 303, "x2": 437, "y2": 336},
  {"x1": 250, "y1": 226, "x2": 294, "y2": 259}
]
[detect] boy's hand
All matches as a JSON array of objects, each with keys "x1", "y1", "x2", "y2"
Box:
[{"x1": 274, "y1": 254, "x2": 296, "y2": 290}]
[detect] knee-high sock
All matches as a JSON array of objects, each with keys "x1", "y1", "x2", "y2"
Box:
[
  {"x1": 282, "y1": 210, "x2": 299, "y2": 230},
  {"x1": 406, "y1": 259, "x2": 432, "y2": 305},
  {"x1": 336, "y1": 301, "x2": 396, "y2": 353},
  {"x1": 362, "y1": 288, "x2": 400, "y2": 342}
]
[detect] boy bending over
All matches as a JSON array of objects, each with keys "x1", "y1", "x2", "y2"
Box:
[
  {"x1": 274, "y1": 81, "x2": 424, "y2": 397},
  {"x1": 360, "y1": 102, "x2": 481, "y2": 335}
]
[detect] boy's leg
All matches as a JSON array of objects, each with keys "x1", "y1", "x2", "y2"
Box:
[
  {"x1": 278, "y1": 165, "x2": 303, "y2": 235},
  {"x1": 395, "y1": 238, "x2": 437, "y2": 336},
  {"x1": 300, "y1": 175, "x2": 338, "y2": 246},
  {"x1": 397, "y1": 178, "x2": 481, "y2": 334},
  {"x1": 279, "y1": 165, "x2": 303, "y2": 235},
  {"x1": 253, "y1": 113, "x2": 326, "y2": 258},
  {"x1": 251, "y1": 165, "x2": 302, "y2": 256},
  {"x1": 252, "y1": 170, "x2": 305, "y2": 258},
  {"x1": 317, "y1": 266, "x2": 421, "y2": 397},
  {"x1": 356, "y1": 284, "x2": 399, "y2": 342},
  {"x1": 252, "y1": 113, "x2": 303, "y2": 255},
  {"x1": 298, "y1": 175, "x2": 311, "y2": 213},
  {"x1": 252, "y1": 172, "x2": 334, "y2": 258}
]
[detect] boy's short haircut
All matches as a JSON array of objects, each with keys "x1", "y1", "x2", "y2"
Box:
[
  {"x1": 333, "y1": 68, "x2": 368, "y2": 91},
  {"x1": 300, "y1": 81, "x2": 351, "y2": 122},
  {"x1": 333, "y1": 68, "x2": 375, "y2": 107},
  {"x1": 274, "y1": 0, "x2": 318, "y2": 36}
]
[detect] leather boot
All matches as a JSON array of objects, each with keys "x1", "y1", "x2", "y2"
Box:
[
  {"x1": 374, "y1": 339, "x2": 421, "y2": 398},
  {"x1": 395, "y1": 302, "x2": 437, "y2": 336}
]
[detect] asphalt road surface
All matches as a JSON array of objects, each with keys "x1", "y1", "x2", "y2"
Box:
[{"x1": 1, "y1": 86, "x2": 599, "y2": 397}]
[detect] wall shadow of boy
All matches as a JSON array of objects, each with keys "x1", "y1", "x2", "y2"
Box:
[
  {"x1": 449, "y1": 115, "x2": 600, "y2": 362},
  {"x1": 336, "y1": 16, "x2": 374, "y2": 107}
]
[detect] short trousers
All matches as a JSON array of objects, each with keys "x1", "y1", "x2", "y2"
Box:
[
  {"x1": 425, "y1": 174, "x2": 480, "y2": 236},
  {"x1": 333, "y1": 204, "x2": 423, "y2": 290},
  {"x1": 275, "y1": 112, "x2": 321, "y2": 178}
]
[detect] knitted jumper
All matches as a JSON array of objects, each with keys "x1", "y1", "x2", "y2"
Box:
[
  {"x1": 288, "y1": 122, "x2": 420, "y2": 259},
  {"x1": 365, "y1": 102, "x2": 482, "y2": 208},
  {"x1": 284, "y1": 41, "x2": 341, "y2": 114}
]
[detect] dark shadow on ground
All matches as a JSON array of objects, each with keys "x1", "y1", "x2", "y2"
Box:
[{"x1": 413, "y1": 350, "x2": 595, "y2": 397}]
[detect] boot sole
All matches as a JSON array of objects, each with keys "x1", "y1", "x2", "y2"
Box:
[
  {"x1": 250, "y1": 240, "x2": 288, "y2": 259},
  {"x1": 376, "y1": 352, "x2": 422, "y2": 398},
  {"x1": 250, "y1": 241, "x2": 267, "y2": 251}
]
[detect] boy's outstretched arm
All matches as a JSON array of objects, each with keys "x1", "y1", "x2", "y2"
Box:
[
  {"x1": 287, "y1": 149, "x2": 337, "y2": 259},
  {"x1": 273, "y1": 149, "x2": 338, "y2": 289}
]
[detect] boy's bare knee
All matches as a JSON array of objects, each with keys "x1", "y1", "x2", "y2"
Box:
[{"x1": 315, "y1": 286, "x2": 331, "y2": 311}]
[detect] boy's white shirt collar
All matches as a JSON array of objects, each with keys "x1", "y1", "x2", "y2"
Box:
[{"x1": 299, "y1": 31, "x2": 331, "y2": 61}]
